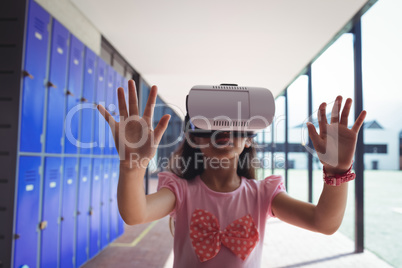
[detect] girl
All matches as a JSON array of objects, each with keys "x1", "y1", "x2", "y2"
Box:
[{"x1": 97, "y1": 80, "x2": 367, "y2": 268}]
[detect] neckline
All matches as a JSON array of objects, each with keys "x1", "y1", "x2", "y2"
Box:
[{"x1": 196, "y1": 175, "x2": 245, "y2": 195}]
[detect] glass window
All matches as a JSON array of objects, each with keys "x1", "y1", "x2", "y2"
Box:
[
  {"x1": 273, "y1": 95, "x2": 286, "y2": 177},
  {"x1": 287, "y1": 75, "x2": 309, "y2": 202},
  {"x1": 311, "y1": 32, "x2": 355, "y2": 240},
  {"x1": 361, "y1": 1, "x2": 402, "y2": 266}
]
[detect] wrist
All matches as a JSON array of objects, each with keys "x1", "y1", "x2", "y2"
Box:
[
  {"x1": 323, "y1": 163, "x2": 355, "y2": 186},
  {"x1": 323, "y1": 166, "x2": 350, "y2": 177},
  {"x1": 120, "y1": 159, "x2": 149, "y2": 170}
]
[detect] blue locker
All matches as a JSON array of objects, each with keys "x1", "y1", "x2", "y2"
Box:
[
  {"x1": 64, "y1": 35, "x2": 84, "y2": 154},
  {"x1": 60, "y1": 157, "x2": 78, "y2": 268},
  {"x1": 112, "y1": 71, "x2": 123, "y2": 156},
  {"x1": 93, "y1": 58, "x2": 106, "y2": 155},
  {"x1": 89, "y1": 158, "x2": 102, "y2": 258},
  {"x1": 100, "y1": 158, "x2": 111, "y2": 248},
  {"x1": 104, "y1": 66, "x2": 115, "y2": 155},
  {"x1": 114, "y1": 158, "x2": 124, "y2": 236},
  {"x1": 40, "y1": 157, "x2": 62, "y2": 267},
  {"x1": 80, "y1": 48, "x2": 97, "y2": 155},
  {"x1": 122, "y1": 78, "x2": 129, "y2": 113},
  {"x1": 76, "y1": 157, "x2": 91, "y2": 267},
  {"x1": 20, "y1": 0, "x2": 50, "y2": 152},
  {"x1": 45, "y1": 20, "x2": 69, "y2": 154},
  {"x1": 110, "y1": 158, "x2": 120, "y2": 240},
  {"x1": 13, "y1": 156, "x2": 41, "y2": 268},
  {"x1": 140, "y1": 82, "x2": 150, "y2": 116}
]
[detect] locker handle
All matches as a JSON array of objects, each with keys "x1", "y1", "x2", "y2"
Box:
[
  {"x1": 47, "y1": 81, "x2": 57, "y2": 88},
  {"x1": 14, "y1": 234, "x2": 20, "y2": 240},
  {"x1": 110, "y1": 198, "x2": 113, "y2": 203},
  {"x1": 101, "y1": 202, "x2": 104, "y2": 206},
  {"x1": 66, "y1": 90, "x2": 74, "y2": 96},
  {"x1": 77, "y1": 211, "x2": 81, "y2": 215},
  {"x1": 22, "y1": 70, "x2": 34, "y2": 79},
  {"x1": 39, "y1": 221, "x2": 48, "y2": 230},
  {"x1": 80, "y1": 97, "x2": 88, "y2": 102},
  {"x1": 60, "y1": 216, "x2": 64, "y2": 221},
  {"x1": 89, "y1": 209, "x2": 93, "y2": 216}
]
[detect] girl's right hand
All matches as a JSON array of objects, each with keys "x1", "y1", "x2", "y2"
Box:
[{"x1": 97, "y1": 80, "x2": 171, "y2": 168}]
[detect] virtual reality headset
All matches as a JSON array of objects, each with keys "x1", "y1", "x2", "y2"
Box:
[{"x1": 184, "y1": 84, "x2": 275, "y2": 138}]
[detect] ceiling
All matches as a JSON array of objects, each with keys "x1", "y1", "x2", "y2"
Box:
[{"x1": 71, "y1": 0, "x2": 372, "y2": 119}]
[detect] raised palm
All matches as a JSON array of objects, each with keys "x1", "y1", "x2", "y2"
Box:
[
  {"x1": 307, "y1": 96, "x2": 366, "y2": 174},
  {"x1": 97, "y1": 80, "x2": 171, "y2": 167}
]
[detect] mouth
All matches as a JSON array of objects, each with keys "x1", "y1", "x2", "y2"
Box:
[{"x1": 214, "y1": 132, "x2": 232, "y2": 145}]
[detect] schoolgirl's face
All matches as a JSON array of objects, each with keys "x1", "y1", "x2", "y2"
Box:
[{"x1": 191, "y1": 131, "x2": 251, "y2": 160}]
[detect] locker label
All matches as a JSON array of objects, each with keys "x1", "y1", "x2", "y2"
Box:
[
  {"x1": 49, "y1": 182, "x2": 56, "y2": 188},
  {"x1": 57, "y1": 47, "x2": 64, "y2": 54},
  {"x1": 35, "y1": 31, "x2": 43, "y2": 40},
  {"x1": 67, "y1": 179, "x2": 73, "y2": 184},
  {"x1": 26, "y1": 184, "x2": 34, "y2": 191}
]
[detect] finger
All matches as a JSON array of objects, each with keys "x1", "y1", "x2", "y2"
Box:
[
  {"x1": 97, "y1": 104, "x2": 115, "y2": 125},
  {"x1": 330, "y1": 96, "x2": 342, "y2": 124},
  {"x1": 340, "y1": 98, "x2": 352, "y2": 126},
  {"x1": 351, "y1": 110, "x2": 367, "y2": 133},
  {"x1": 143, "y1": 85, "x2": 158, "y2": 124},
  {"x1": 117, "y1": 87, "x2": 128, "y2": 120},
  {"x1": 128, "y1": 80, "x2": 139, "y2": 116},
  {"x1": 306, "y1": 122, "x2": 322, "y2": 152},
  {"x1": 153, "y1": 114, "x2": 171, "y2": 145},
  {"x1": 317, "y1": 102, "x2": 327, "y2": 136}
]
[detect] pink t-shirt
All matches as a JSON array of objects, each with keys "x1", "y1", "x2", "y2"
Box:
[{"x1": 157, "y1": 171, "x2": 286, "y2": 268}]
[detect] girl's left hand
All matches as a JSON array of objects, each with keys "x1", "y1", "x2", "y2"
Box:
[{"x1": 307, "y1": 96, "x2": 367, "y2": 175}]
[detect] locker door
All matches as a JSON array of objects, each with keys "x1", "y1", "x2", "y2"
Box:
[
  {"x1": 89, "y1": 158, "x2": 102, "y2": 258},
  {"x1": 80, "y1": 48, "x2": 97, "y2": 155},
  {"x1": 93, "y1": 58, "x2": 106, "y2": 155},
  {"x1": 40, "y1": 157, "x2": 62, "y2": 267},
  {"x1": 20, "y1": 0, "x2": 50, "y2": 152},
  {"x1": 114, "y1": 158, "x2": 124, "y2": 236},
  {"x1": 64, "y1": 35, "x2": 84, "y2": 154},
  {"x1": 45, "y1": 19, "x2": 69, "y2": 154},
  {"x1": 13, "y1": 156, "x2": 41, "y2": 268},
  {"x1": 103, "y1": 66, "x2": 115, "y2": 155},
  {"x1": 60, "y1": 157, "x2": 78, "y2": 268},
  {"x1": 122, "y1": 78, "x2": 129, "y2": 102},
  {"x1": 111, "y1": 71, "x2": 123, "y2": 156},
  {"x1": 109, "y1": 158, "x2": 119, "y2": 240},
  {"x1": 76, "y1": 157, "x2": 91, "y2": 267},
  {"x1": 100, "y1": 158, "x2": 111, "y2": 248}
]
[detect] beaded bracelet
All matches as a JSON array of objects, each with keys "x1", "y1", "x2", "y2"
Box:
[{"x1": 323, "y1": 164, "x2": 356, "y2": 186}]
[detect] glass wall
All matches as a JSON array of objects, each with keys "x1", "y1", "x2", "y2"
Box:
[
  {"x1": 266, "y1": 1, "x2": 402, "y2": 266},
  {"x1": 311, "y1": 33, "x2": 355, "y2": 240},
  {"x1": 361, "y1": 0, "x2": 402, "y2": 266},
  {"x1": 273, "y1": 95, "x2": 286, "y2": 178},
  {"x1": 286, "y1": 75, "x2": 309, "y2": 202}
]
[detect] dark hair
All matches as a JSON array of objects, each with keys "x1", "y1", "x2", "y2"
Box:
[{"x1": 167, "y1": 134, "x2": 259, "y2": 181}]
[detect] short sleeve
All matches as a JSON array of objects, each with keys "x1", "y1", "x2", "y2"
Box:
[
  {"x1": 260, "y1": 175, "x2": 286, "y2": 218},
  {"x1": 157, "y1": 171, "x2": 187, "y2": 218}
]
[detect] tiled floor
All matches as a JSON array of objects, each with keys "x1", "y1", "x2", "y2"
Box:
[{"x1": 83, "y1": 178, "x2": 393, "y2": 268}]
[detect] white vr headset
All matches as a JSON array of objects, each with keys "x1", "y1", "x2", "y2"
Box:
[{"x1": 184, "y1": 84, "x2": 275, "y2": 137}]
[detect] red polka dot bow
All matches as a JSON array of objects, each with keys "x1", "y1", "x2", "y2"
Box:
[{"x1": 189, "y1": 209, "x2": 259, "y2": 262}]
